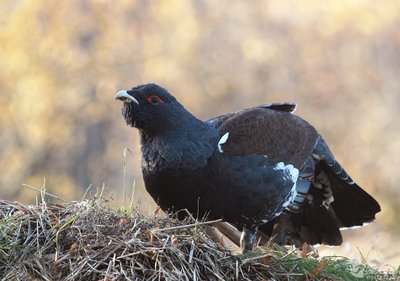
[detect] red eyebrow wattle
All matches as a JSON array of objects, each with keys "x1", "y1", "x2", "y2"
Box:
[{"x1": 147, "y1": 95, "x2": 165, "y2": 103}]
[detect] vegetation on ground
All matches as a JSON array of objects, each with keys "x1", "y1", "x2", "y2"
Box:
[{"x1": 0, "y1": 194, "x2": 396, "y2": 280}]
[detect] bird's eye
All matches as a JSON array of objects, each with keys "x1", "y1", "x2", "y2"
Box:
[{"x1": 147, "y1": 95, "x2": 164, "y2": 104}]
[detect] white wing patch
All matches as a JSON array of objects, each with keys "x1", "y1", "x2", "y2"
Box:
[
  {"x1": 282, "y1": 186, "x2": 297, "y2": 209},
  {"x1": 273, "y1": 162, "x2": 299, "y2": 182},
  {"x1": 273, "y1": 162, "x2": 285, "y2": 170},
  {"x1": 287, "y1": 164, "x2": 299, "y2": 182},
  {"x1": 270, "y1": 162, "x2": 300, "y2": 212},
  {"x1": 217, "y1": 132, "x2": 229, "y2": 153}
]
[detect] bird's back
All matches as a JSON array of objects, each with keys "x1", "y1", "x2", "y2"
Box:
[{"x1": 207, "y1": 103, "x2": 319, "y2": 168}]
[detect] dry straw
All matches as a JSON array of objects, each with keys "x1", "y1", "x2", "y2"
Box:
[{"x1": 0, "y1": 197, "x2": 394, "y2": 281}]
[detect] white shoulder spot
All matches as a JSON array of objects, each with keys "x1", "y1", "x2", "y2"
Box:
[
  {"x1": 217, "y1": 132, "x2": 230, "y2": 153},
  {"x1": 286, "y1": 164, "x2": 299, "y2": 182},
  {"x1": 273, "y1": 162, "x2": 285, "y2": 170},
  {"x1": 273, "y1": 162, "x2": 299, "y2": 182}
]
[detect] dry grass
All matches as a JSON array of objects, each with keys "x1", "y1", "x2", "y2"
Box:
[{"x1": 0, "y1": 196, "x2": 396, "y2": 281}]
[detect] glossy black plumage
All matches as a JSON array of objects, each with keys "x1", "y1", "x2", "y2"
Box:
[{"x1": 115, "y1": 83, "x2": 381, "y2": 250}]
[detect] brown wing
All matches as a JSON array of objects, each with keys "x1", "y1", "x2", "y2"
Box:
[{"x1": 209, "y1": 104, "x2": 319, "y2": 168}]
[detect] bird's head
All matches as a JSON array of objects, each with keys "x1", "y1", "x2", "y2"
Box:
[{"x1": 115, "y1": 83, "x2": 187, "y2": 134}]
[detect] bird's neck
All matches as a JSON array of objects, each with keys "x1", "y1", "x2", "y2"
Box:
[{"x1": 139, "y1": 115, "x2": 219, "y2": 171}]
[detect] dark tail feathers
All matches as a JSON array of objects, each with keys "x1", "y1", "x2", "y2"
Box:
[{"x1": 314, "y1": 137, "x2": 381, "y2": 228}]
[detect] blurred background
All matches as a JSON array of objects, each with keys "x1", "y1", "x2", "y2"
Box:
[{"x1": 1, "y1": 0, "x2": 399, "y2": 267}]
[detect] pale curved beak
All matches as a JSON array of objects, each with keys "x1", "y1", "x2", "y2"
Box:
[{"x1": 114, "y1": 90, "x2": 139, "y2": 105}]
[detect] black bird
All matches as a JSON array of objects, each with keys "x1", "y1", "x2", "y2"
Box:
[{"x1": 115, "y1": 83, "x2": 380, "y2": 251}]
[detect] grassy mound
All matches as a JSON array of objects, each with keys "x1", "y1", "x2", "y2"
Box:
[{"x1": 0, "y1": 198, "x2": 396, "y2": 280}]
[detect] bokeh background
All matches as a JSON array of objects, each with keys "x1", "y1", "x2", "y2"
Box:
[{"x1": 1, "y1": 0, "x2": 399, "y2": 267}]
